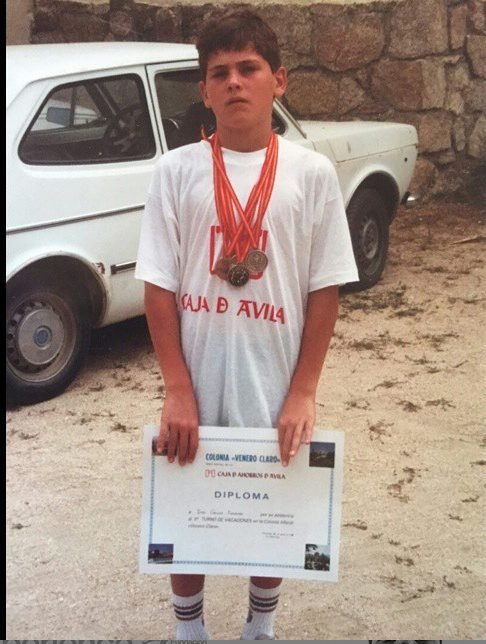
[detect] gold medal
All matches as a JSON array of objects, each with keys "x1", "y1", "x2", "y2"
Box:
[
  {"x1": 228, "y1": 263, "x2": 250, "y2": 287},
  {"x1": 245, "y1": 249, "x2": 268, "y2": 275}
]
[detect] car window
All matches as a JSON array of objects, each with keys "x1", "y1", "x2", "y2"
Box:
[
  {"x1": 19, "y1": 74, "x2": 156, "y2": 165},
  {"x1": 154, "y1": 69, "x2": 286, "y2": 151},
  {"x1": 155, "y1": 69, "x2": 215, "y2": 150}
]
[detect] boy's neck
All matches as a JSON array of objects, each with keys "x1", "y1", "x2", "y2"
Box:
[{"x1": 217, "y1": 124, "x2": 273, "y2": 153}]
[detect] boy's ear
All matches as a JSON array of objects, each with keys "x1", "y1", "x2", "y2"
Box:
[
  {"x1": 273, "y1": 66, "x2": 288, "y2": 99},
  {"x1": 199, "y1": 80, "x2": 211, "y2": 108}
]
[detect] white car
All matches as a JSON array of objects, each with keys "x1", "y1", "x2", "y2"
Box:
[{"x1": 6, "y1": 42, "x2": 418, "y2": 404}]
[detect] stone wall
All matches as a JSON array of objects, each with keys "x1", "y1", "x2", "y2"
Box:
[
  {"x1": 27, "y1": 0, "x2": 486, "y2": 199},
  {"x1": 7, "y1": 0, "x2": 34, "y2": 45}
]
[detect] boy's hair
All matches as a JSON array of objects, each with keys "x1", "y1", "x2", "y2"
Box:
[{"x1": 196, "y1": 8, "x2": 281, "y2": 80}]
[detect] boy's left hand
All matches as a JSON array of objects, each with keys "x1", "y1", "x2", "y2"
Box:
[{"x1": 277, "y1": 391, "x2": 315, "y2": 466}]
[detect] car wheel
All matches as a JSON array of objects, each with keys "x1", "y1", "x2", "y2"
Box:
[
  {"x1": 345, "y1": 187, "x2": 390, "y2": 292},
  {"x1": 6, "y1": 279, "x2": 90, "y2": 405}
]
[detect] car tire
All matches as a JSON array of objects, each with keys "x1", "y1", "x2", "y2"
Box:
[
  {"x1": 345, "y1": 187, "x2": 390, "y2": 292},
  {"x1": 6, "y1": 278, "x2": 91, "y2": 405}
]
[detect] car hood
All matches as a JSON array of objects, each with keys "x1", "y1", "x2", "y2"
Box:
[{"x1": 298, "y1": 120, "x2": 418, "y2": 162}]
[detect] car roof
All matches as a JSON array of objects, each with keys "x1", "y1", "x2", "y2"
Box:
[{"x1": 6, "y1": 42, "x2": 199, "y2": 107}]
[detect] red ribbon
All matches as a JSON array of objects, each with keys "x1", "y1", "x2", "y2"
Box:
[{"x1": 204, "y1": 131, "x2": 279, "y2": 264}]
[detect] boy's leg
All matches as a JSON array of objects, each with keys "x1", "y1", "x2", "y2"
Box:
[
  {"x1": 241, "y1": 576, "x2": 282, "y2": 640},
  {"x1": 171, "y1": 574, "x2": 210, "y2": 640}
]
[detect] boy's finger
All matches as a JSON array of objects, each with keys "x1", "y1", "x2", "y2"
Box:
[
  {"x1": 302, "y1": 420, "x2": 313, "y2": 444},
  {"x1": 188, "y1": 429, "x2": 199, "y2": 463},
  {"x1": 167, "y1": 427, "x2": 178, "y2": 463},
  {"x1": 289, "y1": 423, "x2": 304, "y2": 458},
  {"x1": 157, "y1": 423, "x2": 169, "y2": 454},
  {"x1": 279, "y1": 423, "x2": 294, "y2": 466},
  {"x1": 178, "y1": 429, "x2": 189, "y2": 465}
]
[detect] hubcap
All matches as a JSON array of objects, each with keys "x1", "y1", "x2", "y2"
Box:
[
  {"x1": 360, "y1": 216, "x2": 379, "y2": 261},
  {"x1": 7, "y1": 300, "x2": 65, "y2": 372}
]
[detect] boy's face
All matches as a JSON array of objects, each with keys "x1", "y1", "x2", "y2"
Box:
[{"x1": 199, "y1": 46, "x2": 287, "y2": 137}]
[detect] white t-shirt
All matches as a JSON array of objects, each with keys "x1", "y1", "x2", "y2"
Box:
[{"x1": 135, "y1": 136, "x2": 358, "y2": 428}]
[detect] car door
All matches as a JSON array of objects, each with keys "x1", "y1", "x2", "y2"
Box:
[{"x1": 9, "y1": 67, "x2": 161, "y2": 325}]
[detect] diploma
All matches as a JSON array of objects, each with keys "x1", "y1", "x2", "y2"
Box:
[{"x1": 139, "y1": 425, "x2": 344, "y2": 581}]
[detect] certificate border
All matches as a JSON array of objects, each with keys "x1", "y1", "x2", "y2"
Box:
[{"x1": 148, "y1": 436, "x2": 335, "y2": 572}]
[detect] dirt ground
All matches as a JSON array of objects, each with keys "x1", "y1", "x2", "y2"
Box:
[{"x1": 6, "y1": 201, "x2": 486, "y2": 640}]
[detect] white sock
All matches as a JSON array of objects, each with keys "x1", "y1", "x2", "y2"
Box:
[
  {"x1": 240, "y1": 581, "x2": 281, "y2": 640},
  {"x1": 172, "y1": 589, "x2": 210, "y2": 640}
]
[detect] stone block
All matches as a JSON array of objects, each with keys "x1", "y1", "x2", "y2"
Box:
[
  {"x1": 59, "y1": 11, "x2": 109, "y2": 42},
  {"x1": 259, "y1": 5, "x2": 312, "y2": 57},
  {"x1": 468, "y1": 114, "x2": 486, "y2": 159},
  {"x1": 389, "y1": 0, "x2": 448, "y2": 58},
  {"x1": 54, "y1": 1, "x2": 91, "y2": 14},
  {"x1": 437, "y1": 149, "x2": 456, "y2": 165},
  {"x1": 447, "y1": 62, "x2": 471, "y2": 90},
  {"x1": 32, "y1": 30, "x2": 66, "y2": 44},
  {"x1": 33, "y1": 6, "x2": 59, "y2": 33},
  {"x1": 372, "y1": 59, "x2": 446, "y2": 110},
  {"x1": 418, "y1": 112, "x2": 452, "y2": 152},
  {"x1": 110, "y1": 10, "x2": 135, "y2": 39},
  {"x1": 465, "y1": 79, "x2": 486, "y2": 111},
  {"x1": 446, "y1": 90, "x2": 465, "y2": 114},
  {"x1": 453, "y1": 117, "x2": 466, "y2": 151},
  {"x1": 182, "y1": 5, "x2": 224, "y2": 43},
  {"x1": 92, "y1": 4, "x2": 110, "y2": 18},
  {"x1": 286, "y1": 71, "x2": 339, "y2": 117},
  {"x1": 338, "y1": 77, "x2": 367, "y2": 114},
  {"x1": 408, "y1": 157, "x2": 439, "y2": 200},
  {"x1": 422, "y1": 60, "x2": 447, "y2": 109},
  {"x1": 155, "y1": 8, "x2": 182, "y2": 43},
  {"x1": 111, "y1": 0, "x2": 134, "y2": 11},
  {"x1": 280, "y1": 51, "x2": 314, "y2": 73},
  {"x1": 314, "y1": 11, "x2": 385, "y2": 71},
  {"x1": 470, "y1": 0, "x2": 486, "y2": 34},
  {"x1": 467, "y1": 35, "x2": 486, "y2": 78},
  {"x1": 449, "y1": 3, "x2": 467, "y2": 49},
  {"x1": 445, "y1": 63, "x2": 469, "y2": 114},
  {"x1": 134, "y1": 5, "x2": 157, "y2": 38},
  {"x1": 430, "y1": 166, "x2": 465, "y2": 196}
]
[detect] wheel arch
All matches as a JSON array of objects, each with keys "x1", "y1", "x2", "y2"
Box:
[
  {"x1": 6, "y1": 254, "x2": 107, "y2": 328},
  {"x1": 346, "y1": 171, "x2": 400, "y2": 222}
]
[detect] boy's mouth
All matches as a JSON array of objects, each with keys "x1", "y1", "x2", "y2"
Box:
[{"x1": 226, "y1": 97, "x2": 249, "y2": 105}]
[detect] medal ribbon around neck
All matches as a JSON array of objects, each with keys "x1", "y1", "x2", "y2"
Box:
[{"x1": 204, "y1": 131, "x2": 278, "y2": 264}]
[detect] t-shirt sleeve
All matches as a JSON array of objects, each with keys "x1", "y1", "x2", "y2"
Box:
[
  {"x1": 308, "y1": 160, "x2": 359, "y2": 292},
  {"x1": 134, "y1": 162, "x2": 180, "y2": 293}
]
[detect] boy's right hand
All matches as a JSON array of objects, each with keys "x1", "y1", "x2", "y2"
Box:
[{"x1": 156, "y1": 388, "x2": 199, "y2": 466}]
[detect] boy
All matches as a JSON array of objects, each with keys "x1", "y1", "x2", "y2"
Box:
[{"x1": 135, "y1": 8, "x2": 358, "y2": 640}]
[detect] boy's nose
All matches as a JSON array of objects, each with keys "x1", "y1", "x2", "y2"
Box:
[{"x1": 227, "y1": 70, "x2": 242, "y2": 89}]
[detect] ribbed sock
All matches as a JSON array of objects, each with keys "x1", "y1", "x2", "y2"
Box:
[
  {"x1": 240, "y1": 581, "x2": 281, "y2": 640},
  {"x1": 172, "y1": 589, "x2": 210, "y2": 640}
]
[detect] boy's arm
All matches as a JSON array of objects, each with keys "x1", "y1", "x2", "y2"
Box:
[
  {"x1": 277, "y1": 284, "x2": 339, "y2": 466},
  {"x1": 144, "y1": 282, "x2": 199, "y2": 466}
]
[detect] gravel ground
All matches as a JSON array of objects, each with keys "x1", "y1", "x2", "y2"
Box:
[{"x1": 6, "y1": 200, "x2": 486, "y2": 640}]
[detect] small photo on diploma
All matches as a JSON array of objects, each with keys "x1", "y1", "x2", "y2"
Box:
[
  {"x1": 309, "y1": 442, "x2": 335, "y2": 468},
  {"x1": 139, "y1": 425, "x2": 344, "y2": 581}
]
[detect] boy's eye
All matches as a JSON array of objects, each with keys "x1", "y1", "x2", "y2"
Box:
[{"x1": 240, "y1": 64, "x2": 259, "y2": 75}]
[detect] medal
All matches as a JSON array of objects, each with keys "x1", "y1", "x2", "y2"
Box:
[
  {"x1": 245, "y1": 249, "x2": 268, "y2": 275},
  {"x1": 205, "y1": 131, "x2": 278, "y2": 285},
  {"x1": 214, "y1": 255, "x2": 235, "y2": 280},
  {"x1": 227, "y1": 263, "x2": 250, "y2": 287}
]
